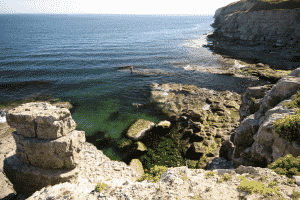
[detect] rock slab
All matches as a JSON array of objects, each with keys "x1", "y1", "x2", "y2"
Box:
[
  {"x1": 6, "y1": 102, "x2": 76, "y2": 139},
  {"x1": 13, "y1": 130, "x2": 85, "y2": 170}
]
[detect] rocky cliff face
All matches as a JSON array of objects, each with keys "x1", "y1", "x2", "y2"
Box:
[{"x1": 210, "y1": 0, "x2": 300, "y2": 70}]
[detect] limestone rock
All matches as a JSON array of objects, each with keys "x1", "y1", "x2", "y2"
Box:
[
  {"x1": 13, "y1": 130, "x2": 85, "y2": 170},
  {"x1": 136, "y1": 141, "x2": 147, "y2": 152},
  {"x1": 27, "y1": 164, "x2": 300, "y2": 200},
  {"x1": 219, "y1": 139, "x2": 234, "y2": 161},
  {"x1": 231, "y1": 113, "x2": 260, "y2": 161},
  {"x1": 156, "y1": 120, "x2": 171, "y2": 129},
  {"x1": 129, "y1": 159, "x2": 144, "y2": 179},
  {"x1": 4, "y1": 154, "x2": 79, "y2": 198},
  {"x1": 259, "y1": 76, "x2": 300, "y2": 114},
  {"x1": 6, "y1": 102, "x2": 76, "y2": 139},
  {"x1": 205, "y1": 157, "x2": 235, "y2": 170},
  {"x1": 240, "y1": 85, "x2": 270, "y2": 120},
  {"x1": 0, "y1": 171, "x2": 16, "y2": 199},
  {"x1": 126, "y1": 119, "x2": 155, "y2": 140}
]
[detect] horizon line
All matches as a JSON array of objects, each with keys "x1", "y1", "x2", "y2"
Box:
[{"x1": 0, "y1": 13, "x2": 214, "y2": 16}]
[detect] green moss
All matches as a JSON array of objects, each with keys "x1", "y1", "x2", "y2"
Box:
[
  {"x1": 250, "y1": 97, "x2": 256, "y2": 104},
  {"x1": 139, "y1": 136, "x2": 186, "y2": 175},
  {"x1": 117, "y1": 138, "x2": 133, "y2": 149},
  {"x1": 95, "y1": 183, "x2": 108, "y2": 193},
  {"x1": 182, "y1": 175, "x2": 188, "y2": 181},
  {"x1": 136, "y1": 165, "x2": 168, "y2": 183},
  {"x1": 205, "y1": 171, "x2": 216, "y2": 179},
  {"x1": 63, "y1": 190, "x2": 71, "y2": 196},
  {"x1": 237, "y1": 179, "x2": 283, "y2": 197}
]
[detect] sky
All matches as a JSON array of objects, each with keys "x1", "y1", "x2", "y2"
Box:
[{"x1": 0, "y1": 0, "x2": 238, "y2": 15}]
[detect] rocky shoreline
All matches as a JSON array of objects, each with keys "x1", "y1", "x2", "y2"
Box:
[{"x1": 1, "y1": 66, "x2": 300, "y2": 199}]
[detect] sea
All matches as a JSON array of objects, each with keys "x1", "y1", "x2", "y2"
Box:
[{"x1": 0, "y1": 14, "x2": 270, "y2": 160}]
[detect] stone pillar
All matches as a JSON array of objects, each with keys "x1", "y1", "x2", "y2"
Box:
[{"x1": 4, "y1": 102, "x2": 85, "y2": 198}]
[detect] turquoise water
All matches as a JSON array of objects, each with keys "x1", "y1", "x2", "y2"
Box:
[{"x1": 0, "y1": 14, "x2": 269, "y2": 160}]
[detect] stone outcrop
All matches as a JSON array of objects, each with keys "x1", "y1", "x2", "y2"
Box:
[
  {"x1": 3, "y1": 102, "x2": 85, "y2": 198},
  {"x1": 228, "y1": 68, "x2": 300, "y2": 169},
  {"x1": 212, "y1": 0, "x2": 300, "y2": 48},
  {"x1": 27, "y1": 165, "x2": 300, "y2": 200},
  {"x1": 210, "y1": 0, "x2": 300, "y2": 70}
]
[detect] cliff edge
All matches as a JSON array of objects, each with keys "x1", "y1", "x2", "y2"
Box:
[{"x1": 210, "y1": 0, "x2": 300, "y2": 70}]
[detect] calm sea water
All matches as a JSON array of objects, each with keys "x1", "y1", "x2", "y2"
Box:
[{"x1": 0, "y1": 14, "x2": 269, "y2": 160}]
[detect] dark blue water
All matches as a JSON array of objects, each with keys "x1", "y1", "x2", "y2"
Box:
[{"x1": 0, "y1": 14, "x2": 269, "y2": 160}]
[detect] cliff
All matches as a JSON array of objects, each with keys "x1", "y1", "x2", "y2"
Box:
[{"x1": 210, "y1": 0, "x2": 300, "y2": 70}]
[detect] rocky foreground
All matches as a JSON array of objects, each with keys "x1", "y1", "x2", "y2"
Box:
[{"x1": 1, "y1": 67, "x2": 300, "y2": 199}]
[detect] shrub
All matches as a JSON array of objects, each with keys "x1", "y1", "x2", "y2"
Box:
[
  {"x1": 273, "y1": 109, "x2": 300, "y2": 146},
  {"x1": 268, "y1": 154, "x2": 300, "y2": 179}
]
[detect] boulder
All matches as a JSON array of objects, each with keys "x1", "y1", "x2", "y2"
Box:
[
  {"x1": 13, "y1": 130, "x2": 85, "y2": 170},
  {"x1": 231, "y1": 113, "x2": 260, "y2": 160},
  {"x1": 126, "y1": 119, "x2": 155, "y2": 140},
  {"x1": 6, "y1": 102, "x2": 76, "y2": 139}
]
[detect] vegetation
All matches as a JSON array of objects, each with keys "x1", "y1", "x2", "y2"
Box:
[
  {"x1": 218, "y1": 173, "x2": 232, "y2": 183},
  {"x1": 273, "y1": 91, "x2": 300, "y2": 146},
  {"x1": 268, "y1": 154, "x2": 300, "y2": 179},
  {"x1": 247, "y1": 0, "x2": 300, "y2": 12},
  {"x1": 95, "y1": 183, "x2": 108, "y2": 193},
  {"x1": 136, "y1": 165, "x2": 169, "y2": 183}
]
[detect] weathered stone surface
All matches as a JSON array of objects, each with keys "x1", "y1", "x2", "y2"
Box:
[
  {"x1": 232, "y1": 114, "x2": 260, "y2": 160},
  {"x1": 27, "y1": 164, "x2": 300, "y2": 200},
  {"x1": 13, "y1": 130, "x2": 85, "y2": 170},
  {"x1": 126, "y1": 119, "x2": 155, "y2": 140},
  {"x1": 6, "y1": 102, "x2": 76, "y2": 139},
  {"x1": 136, "y1": 141, "x2": 147, "y2": 152},
  {"x1": 3, "y1": 154, "x2": 79, "y2": 198},
  {"x1": 156, "y1": 120, "x2": 171, "y2": 129},
  {"x1": 259, "y1": 76, "x2": 300, "y2": 114},
  {"x1": 240, "y1": 85, "x2": 270, "y2": 120},
  {"x1": 219, "y1": 139, "x2": 234, "y2": 161},
  {"x1": 205, "y1": 157, "x2": 235, "y2": 170},
  {"x1": 0, "y1": 171, "x2": 16, "y2": 199},
  {"x1": 129, "y1": 159, "x2": 144, "y2": 179}
]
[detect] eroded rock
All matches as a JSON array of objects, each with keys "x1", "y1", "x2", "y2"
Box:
[
  {"x1": 126, "y1": 119, "x2": 155, "y2": 140},
  {"x1": 6, "y1": 102, "x2": 76, "y2": 139}
]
